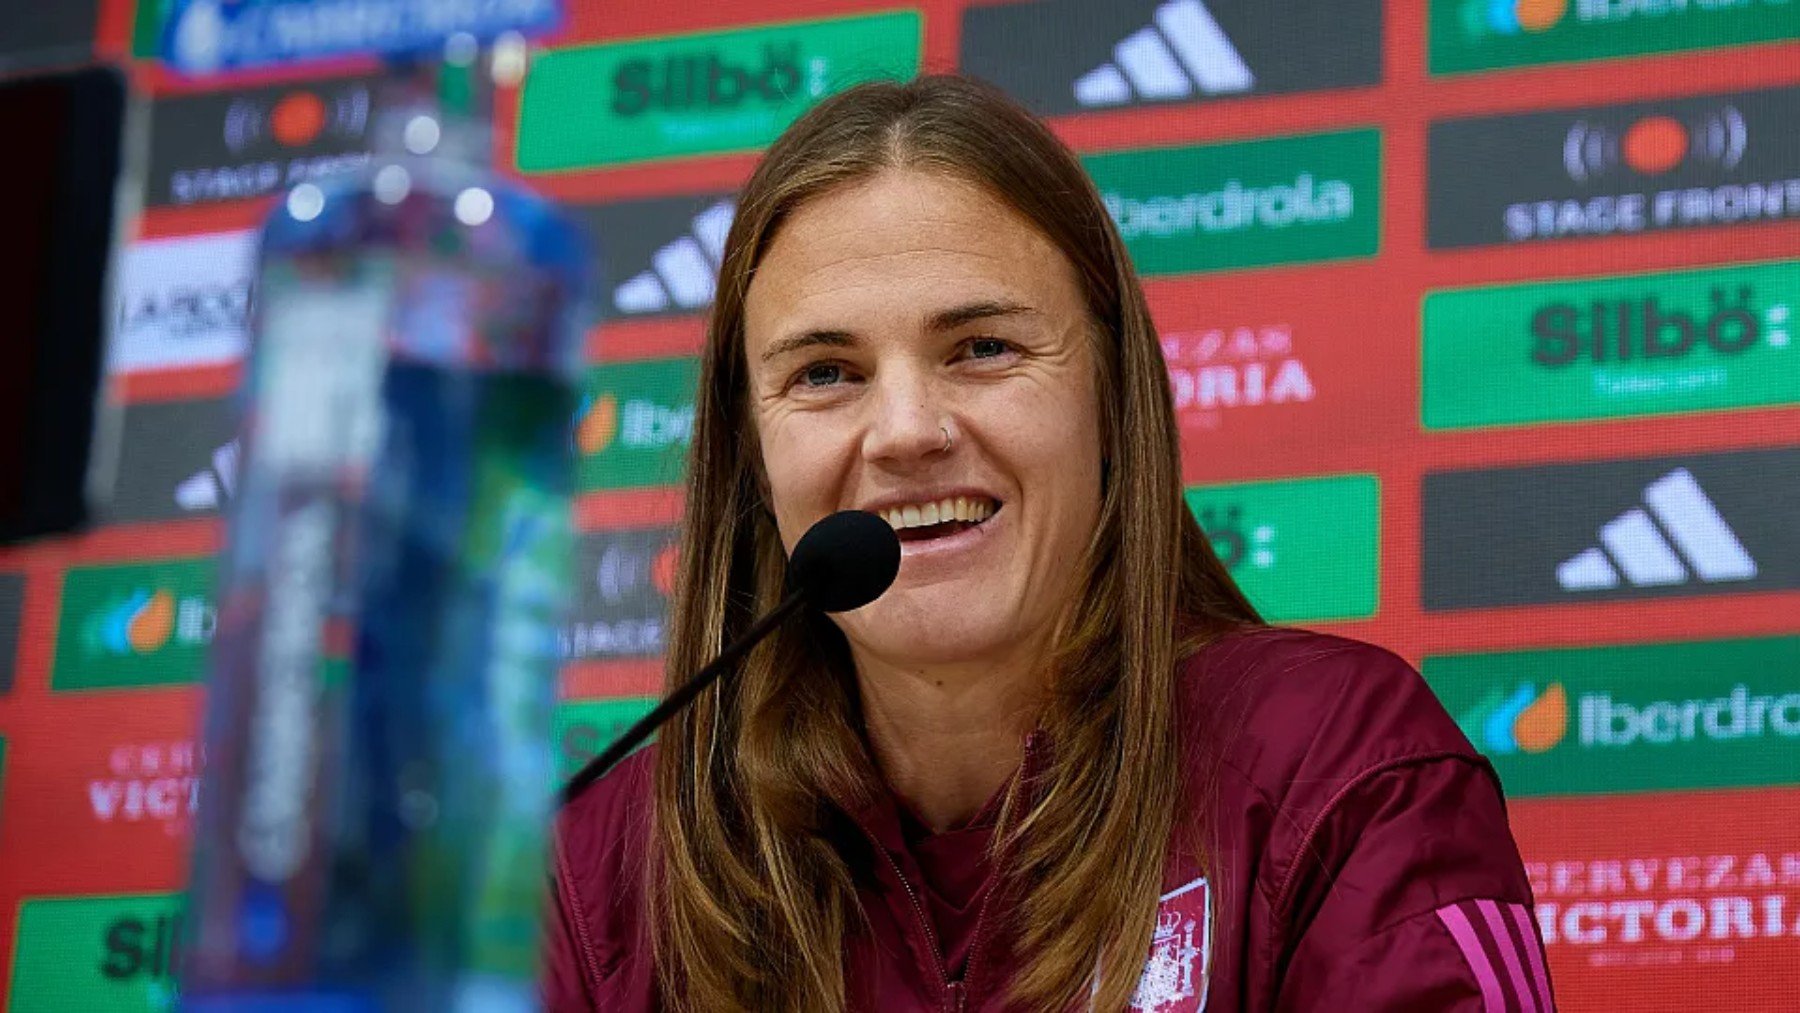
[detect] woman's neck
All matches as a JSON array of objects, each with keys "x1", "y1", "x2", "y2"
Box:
[{"x1": 850, "y1": 646, "x2": 1046, "y2": 833}]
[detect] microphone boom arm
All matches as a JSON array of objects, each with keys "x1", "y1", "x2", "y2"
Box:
[{"x1": 560, "y1": 588, "x2": 807, "y2": 805}]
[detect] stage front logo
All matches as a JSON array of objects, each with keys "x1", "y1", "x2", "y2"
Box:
[
  {"x1": 561, "y1": 526, "x2": 679, "y2": 664},
  {"x1": 145, "y1": 74, "x2": 381, "y2": 207},
  {"x1": 1427, "y1": 85, "x2": 1800, "y2": 249}
]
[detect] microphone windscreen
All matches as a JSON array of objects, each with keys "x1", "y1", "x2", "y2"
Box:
[{"x1": 786, "y1": 510, "x2": 901, "y2": 613}]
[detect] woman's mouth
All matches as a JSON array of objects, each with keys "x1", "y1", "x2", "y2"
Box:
[{"x1": 877, "y1": 496, "x2": 998, "y2": 544}]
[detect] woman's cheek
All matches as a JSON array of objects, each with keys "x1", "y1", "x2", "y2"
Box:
[{"x1": 760, "y1": 420, "x2": 840, "y2": 537}]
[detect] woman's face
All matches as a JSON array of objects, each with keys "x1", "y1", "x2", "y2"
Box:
[{"x1": 744, "y1": 169, "x2": 1104, "y2": 672}]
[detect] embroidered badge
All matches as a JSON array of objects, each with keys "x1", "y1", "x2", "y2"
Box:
[{"x1": 1128, "y1": 877, "x2": 1211, "y2": 1012}]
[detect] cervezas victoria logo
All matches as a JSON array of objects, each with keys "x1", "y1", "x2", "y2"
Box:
[
  {"x1": 1431, "y1": 0, "x2": 1800, "y2": 74},
  {"x1": 86, "y1": 739, "x2": 200, "y2": 837},
  {"x1": 1425, "y1": 636, "x2": 1800, "y2": 798},
  {"x1": 958, "y1": 0, "x2": 1380, "y2": 116},
  {"x1": 1525, "y1": 846, "x2": 1800, "y2": 965},
  {"x1": 146, "y1": 74, "x2": 378, "y2": 207},
  {"x1": 1162, "y1": 322, "x2": 1318, "y2": 431},
  {"x1": 1428, "y1": 84, "x2": 1800, "y2": 249}
]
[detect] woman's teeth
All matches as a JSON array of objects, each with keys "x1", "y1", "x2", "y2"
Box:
[{"x1": 879, "y1": 497, "x2": 996, "y2": 531}]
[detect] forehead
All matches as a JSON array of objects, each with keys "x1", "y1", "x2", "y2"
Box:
[{"x1": 744, "y1": 170, "x2": 1083, "y2": 339}]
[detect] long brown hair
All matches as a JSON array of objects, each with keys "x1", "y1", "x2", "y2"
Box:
[{"x1": 651, "y1": 74, "x2": 1260, "y2": 1012}]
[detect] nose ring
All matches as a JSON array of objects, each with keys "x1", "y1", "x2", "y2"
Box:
[{"x1": 939, "y1": 425, "x2": 952, "y2": 454}]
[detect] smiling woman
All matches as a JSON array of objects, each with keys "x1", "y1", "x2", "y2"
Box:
[
  {"x1": 747, "y1": 168, "x2": 1110, "y2": 687},
  {"x1": 544, "y1": 75, "x2": 1552, "y2": 1013}
]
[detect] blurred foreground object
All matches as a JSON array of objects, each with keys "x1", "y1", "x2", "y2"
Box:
[
  {"x1": 180, "y1": 40, "x2": 591, "y2": 1012},
  {"x1": 0, "y1": 65, "x2": 130, "y2": 544}
]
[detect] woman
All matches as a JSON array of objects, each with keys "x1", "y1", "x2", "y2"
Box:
[{"x1": 544, "y1": 75, "x2": 1553, "y2": 1012}]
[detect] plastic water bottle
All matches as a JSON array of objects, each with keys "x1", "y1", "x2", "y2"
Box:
[{"x1": 181, "y1": 46, "x2": 590, "y2": 1013}]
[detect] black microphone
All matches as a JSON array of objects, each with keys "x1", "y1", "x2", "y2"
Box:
[{"x1": 560, "y1": 509, "x2": 900, "y2": 805}]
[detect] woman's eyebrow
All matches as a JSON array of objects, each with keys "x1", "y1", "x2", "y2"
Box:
[
  {"x1": 927, "y1": 299, "x2": 1037, "y2": 332},
  {"x1": 758, "y1": 300, "x2": 1040, "y2": 365},
  {"x1": 760, "y1": 329, "x2": 855, "y2": 364}
]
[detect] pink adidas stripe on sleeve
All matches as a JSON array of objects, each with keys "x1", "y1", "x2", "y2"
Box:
[{"x1": 1436, "y1": 899, "x2": 1556, "y2": 1013}]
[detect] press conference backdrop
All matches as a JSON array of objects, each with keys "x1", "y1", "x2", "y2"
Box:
[{"x1": 2, "y1": 2, "x2": 1798, "y2": 1010}]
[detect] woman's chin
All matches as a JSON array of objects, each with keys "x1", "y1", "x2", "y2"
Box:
[{"x1": 841, "y1": 605, "x2": 1035, "y2": 673}]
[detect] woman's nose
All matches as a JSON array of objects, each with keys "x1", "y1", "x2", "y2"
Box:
[{"x1": 861, "y1": 371, "x2": 950, "y2": 465}]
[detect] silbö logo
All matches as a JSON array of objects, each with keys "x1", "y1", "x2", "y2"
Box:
[
  {"x1": 610, "y1": 42, "x2": 806, "y2": 118},
  {"x1": 1529, "y1": 286, "x2": 1779, "y2": 369},
  {"x1": 1103, "y1": 173, "x2": 1354, "y2": 239}
]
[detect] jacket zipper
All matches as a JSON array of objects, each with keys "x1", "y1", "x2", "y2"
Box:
[
  {"x1": 864, "y1": 828, "x2": 955, "y2": 1006},
  {"x1": 958, "y1": 733, "x2": 1039, "y2": 1013},
  {"x1": 857, "y1": 734, "x2": 1043, "y2": 1013}
]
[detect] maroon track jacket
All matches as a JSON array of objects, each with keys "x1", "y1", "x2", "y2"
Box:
[{"x1": 542, "y1": 627, "x2": 1556, "y2": 1011}]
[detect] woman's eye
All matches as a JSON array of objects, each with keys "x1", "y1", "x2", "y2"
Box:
[{"x1": 798, "y1": 362, "x2": 843, "y2": 388}]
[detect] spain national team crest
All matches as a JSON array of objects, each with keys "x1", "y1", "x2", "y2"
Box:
[{"x1": 1129, "y1": 877, "x2": 1212, "y2": 1012}]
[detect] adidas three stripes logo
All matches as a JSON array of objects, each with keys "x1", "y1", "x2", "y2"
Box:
[
  {"x1": 1437, "y1": 899, "x2": 1556, "y2": 1013},
  {"x1": 1074, "y1": 0, "x2": 1254, "y2": 109},
  {"x1": 613, "y1": 201, "x2": 737, "y2": 315},
  {"x1": 1556, "y1": 468, "x2": 1757, "y2": 593}
]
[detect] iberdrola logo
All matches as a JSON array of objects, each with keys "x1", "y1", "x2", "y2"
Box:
[
  {"x1": 1463, "y1": 0, "x2": 1567, "y2": 36},
  {"x1": 572, "y1": 392, "x2": 619, "y2": 456},
  {"x1": 87, "y1": 589, "x2": 178, "y2": 656},
  {"x1": 1458, "y1": 682, "x2": 1569, "y2": 755}
]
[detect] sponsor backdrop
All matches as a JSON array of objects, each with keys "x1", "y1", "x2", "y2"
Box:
[{"x1": 2, "y1": 2, "x2": 1797, "y2": 1009}]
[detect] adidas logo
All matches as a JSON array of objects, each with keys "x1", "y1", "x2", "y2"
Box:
[
  {"x1": 1074, "y1": 0, "x2": 1254, "y2": 109},
  {"x1": 174, "y1": 440, "x2": 240, "y2": 513},
  {"x1": 613, "y1": 201, "x2": 736, "y2": 315},
  {"x1": 1556, "y1": 467, "x2": 1757, "y2": 592}
]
